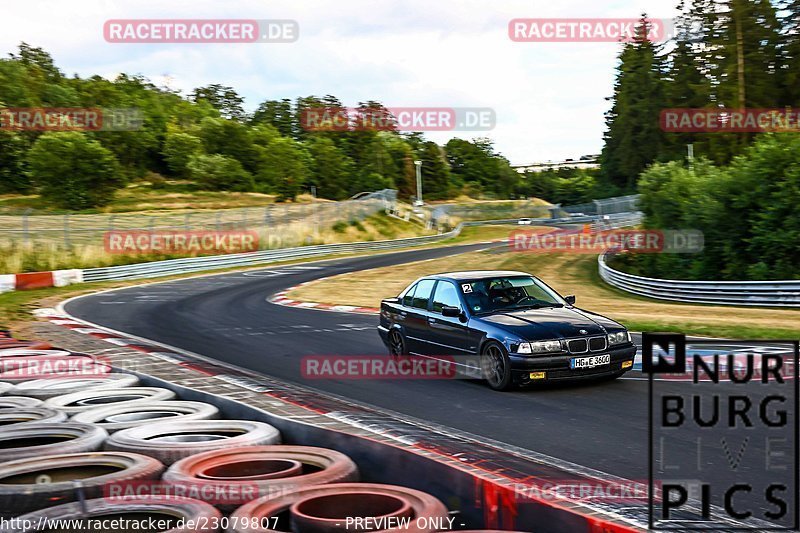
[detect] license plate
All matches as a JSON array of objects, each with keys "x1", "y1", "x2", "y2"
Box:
[{"x1": 570, "y1": 354, "x2": 611, "y2": 369}]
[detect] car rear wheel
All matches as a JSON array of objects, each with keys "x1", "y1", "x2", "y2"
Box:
[
  {"x1": 388, "y1": 330, "x2": 407, "y2": 357},
  {"x1": 481, "y1": 342, "x2": 515, "y2": 391}
]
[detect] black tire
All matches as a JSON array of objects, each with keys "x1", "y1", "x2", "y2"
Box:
[
  {"x1": 106, "y1": 420, "x2": 281, "y2": 465},
  {"x1": 9, "y1": 496, "x2": 221, "y2": 532},
  {"x1": 0, "y1": 451, "x2": 164, "y2": 516},
  {"x1": 12, "y1": 373, "x2": 140, "y2": 399},
  {"x1": 481, "y1": 341, "x2": 515, "y2": 391},
  {"x1": 0, "y1": 407, "x2": 67, "y2": 426},
  {"x1": 0, "y1": 423, "x2": 108, "y2": 462},
  {"x1": 71, "y1": 401, "x2": 220, "y2": 432},
  {"x1": 44, "y1": 387, "x2": 178, "y2": 415},
  {"x1": 388, "y1": 329, "x2": 407, "y2": 357},
  {"x1": 0, "y1": 397, "x2": 43, "y2": 409}
]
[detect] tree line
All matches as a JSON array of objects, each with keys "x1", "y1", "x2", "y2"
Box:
[
  {"x1": 602, "y1": 2, "x2": 800, "y2": 188},
  {"x1": 603, "y1": 3, "x2": 800, "y2": 280},
  {"x1": 0, "y1": 44, "x2": 570, "y2": 210}
]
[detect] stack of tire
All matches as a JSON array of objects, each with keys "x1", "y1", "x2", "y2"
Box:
[{"x1": 0, "y1": 333, "x2": 517, "y2": 532}]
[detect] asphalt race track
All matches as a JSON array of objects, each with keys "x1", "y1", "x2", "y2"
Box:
[{"x1": 65, "y1": 242, "x2": 798, "y2": 524}]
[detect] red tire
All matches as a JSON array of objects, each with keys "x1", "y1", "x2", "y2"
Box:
[
  {"x1": 229, "y1": 483, "x2": 448, "y2": 533},
  {"x1": 164, "y1": 445, "x2": 358, "y2": 510},
  {"x1": 0, "y1": 340, "x2": 52, "y2": 350},
  {"x1": 0, "y1": 349, "x2": 71, "y2": 357}
]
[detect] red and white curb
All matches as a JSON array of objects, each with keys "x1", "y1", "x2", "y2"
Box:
[
  {"x1": 268, "y1": 279, "x2": 379, "y2": 315},
  {"x1": 0, "y1": 269, "x2": 83, "y2": 294}
]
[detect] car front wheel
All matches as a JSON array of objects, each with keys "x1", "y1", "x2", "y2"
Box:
[
  {"x1": 388, "y1": 330, "x2": 407, "y2": 357},
  {"x1": 481, "y1": 341, "x2": 515, "y2": 391}
]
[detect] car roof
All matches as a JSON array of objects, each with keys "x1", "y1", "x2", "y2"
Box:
[{"x1": 427, "y1": 270, "x2": 531, "y2": 281}]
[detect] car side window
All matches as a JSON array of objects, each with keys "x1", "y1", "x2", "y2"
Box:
[
  {"x1": 431, "y1": 281, "x2": 461, "y2": 313},
  {"x1": 411, "y1": 279, "x2": 435, "y2": 310},
  {"x1": 401, "y1": 283, "x2": 417, "y2": 307}
]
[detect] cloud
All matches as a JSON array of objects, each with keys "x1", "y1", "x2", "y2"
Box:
[{"x1": 1, "y1": 0, "x2": 680, "y2": 163}]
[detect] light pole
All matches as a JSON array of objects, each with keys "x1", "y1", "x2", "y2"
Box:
[{"x1": 414, "y1": 160, "x2": 422, "y2": 205}]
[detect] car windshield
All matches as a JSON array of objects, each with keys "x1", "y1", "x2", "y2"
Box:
[{"x1": 459, "y1": 276, "x2": 566, "y2": 314}]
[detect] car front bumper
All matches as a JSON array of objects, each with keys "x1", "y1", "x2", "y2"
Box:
[{"x1": 509, "y1": 344, "x2": 637, "y2": 383}]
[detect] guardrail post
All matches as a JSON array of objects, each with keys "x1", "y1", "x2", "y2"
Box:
[
  {"x1": 22, "y1": 208, "x2": 31, "y2": 246},
  {"x1": 63, "y1": 214, "x2": 71, "y2": 249}
]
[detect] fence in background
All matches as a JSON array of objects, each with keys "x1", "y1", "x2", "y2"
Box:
[
  {"x1": 1, "y1": 190, "x2": 398, "y2": 247},
  {"x1": 558, "y1": 195, "x2": 640, "y2": 216}
]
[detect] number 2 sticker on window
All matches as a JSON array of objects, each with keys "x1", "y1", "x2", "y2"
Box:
[{"x1": 462, "y1": 284, "x2": 473, "y2": 293}]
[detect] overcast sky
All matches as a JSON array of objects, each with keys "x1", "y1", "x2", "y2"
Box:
[{"x1": 3, "y1": 0, "x2": 681, "y2": 165}]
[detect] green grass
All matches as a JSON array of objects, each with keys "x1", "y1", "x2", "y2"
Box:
[
  {"x1": 0, "y1": 178, "x2": 282, "y2": 215},
  {"x1": 290, "y1": 248, "x2": 800, "y2": 341}
]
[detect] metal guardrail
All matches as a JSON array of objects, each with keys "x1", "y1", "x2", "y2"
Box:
[
  {"x1": 598, "y1": 252, "x2": 800, "y2": 307},
  {"x1": 81, "y1": 213, "x2": 641, "y2": 283},
  {"x1": 82, "y1": 227, "x2": 465, "y2": 282}
]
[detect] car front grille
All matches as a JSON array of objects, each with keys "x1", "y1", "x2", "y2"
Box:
[
  {"x1": 567, "y1": 339, "x2": 588, "y2": 353},
  {"x1": 589, "y1": 336, "x2": 608, "y2": 351},
  {"x1": 567, "y1": 336, "x2": 607, "y2": 353}
]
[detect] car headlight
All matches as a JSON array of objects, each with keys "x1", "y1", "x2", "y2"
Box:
[
  {"x1": 517, "y1": 340, "x2": 562, "y2": 354},
  {"x1": 607, "y1": 331, "x2": 630, "y2": 345}
]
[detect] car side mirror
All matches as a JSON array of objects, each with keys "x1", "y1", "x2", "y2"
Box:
[
  {"x1": 565, "y1": 295, "x2": 576, "y2": 305},
  {"x1": 441, "y1": 305, "x2": 462, "y2": 318}
]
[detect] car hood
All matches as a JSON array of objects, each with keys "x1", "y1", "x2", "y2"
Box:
[{"x1": 475, "y1": 307, "x2": 623, "y2": 340}]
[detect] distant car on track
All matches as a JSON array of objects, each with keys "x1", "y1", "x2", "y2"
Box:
[
  {"x1": 517, "y1": 218, "x2": 532, "y2": 225},
  {"x1": 378, "y1": 271, "x2": 636, "y2": 390}
]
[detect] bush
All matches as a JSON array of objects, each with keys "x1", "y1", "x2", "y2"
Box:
[
  {"x1": 187, "y1": 154, "x2": 255, "y2": 192},
  {"x1": 162, "y1": 132, "x2": 203, "y2": 177},
  {"x1": 147, "y1": 172, "x2": 167, "y2": 189},
  {"x1": 27, "y1": 132, "x2": 122, "y2": 209},
  {"x1": 349, "y1": 219, "x2": 365, "y2": 231},
  {"x1": 332, "y1": 221, "x2": 348, "y2": 233},
  {"x1": 628, "y1": 133, "x2": 800, "y2": 280}
]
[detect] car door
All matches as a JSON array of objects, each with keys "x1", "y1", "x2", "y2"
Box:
[
  {"x1": 403, "y1": 278, "x2": 436, "y2": 354},
  {"x1": 426, "y1": 280, "x2": 471, "y2": 356}
]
